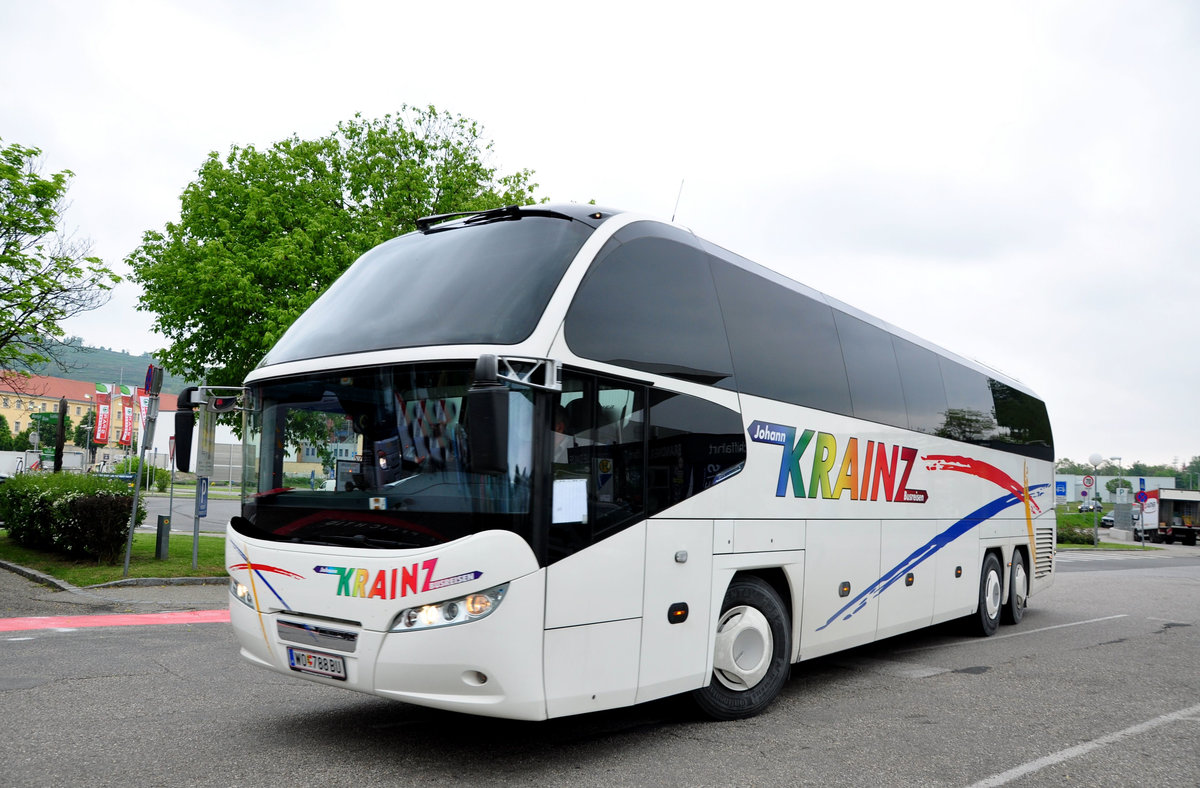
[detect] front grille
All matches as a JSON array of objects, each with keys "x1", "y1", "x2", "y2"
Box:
[{"x1": 277, "y1": 620, "x2": 359, "y2": 653}]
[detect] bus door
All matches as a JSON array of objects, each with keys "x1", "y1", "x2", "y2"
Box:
[{"x1": 543, "y1": 372, "x2": 649, "y2": 717}]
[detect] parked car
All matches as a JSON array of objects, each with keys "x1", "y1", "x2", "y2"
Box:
[
  {"x1": 1100, "y1": 509, "x2": 1141, "y2": 529},
  {"x1": 1079, "y1": 500, "x2": 1101, "y2": 513}
]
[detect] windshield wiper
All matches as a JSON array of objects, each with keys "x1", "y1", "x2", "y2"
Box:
[
  {"x1": 416, "y1": 205, "x2": 578, "y2": 234},
  {"x1": 302, "y1": 534, "x2": 424, "y2": 550}
]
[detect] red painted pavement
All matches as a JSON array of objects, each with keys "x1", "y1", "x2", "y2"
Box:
[{"x1": 0, "y1": 609, "x2": 231, "y2": 633}]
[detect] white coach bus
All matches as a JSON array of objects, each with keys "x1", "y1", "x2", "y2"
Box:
[{"x1": 222, "y1": 204, "x2": 1054, "y2": 721}]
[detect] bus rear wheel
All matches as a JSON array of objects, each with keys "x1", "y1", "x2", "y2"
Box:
[
  {"x1": 692, "y1": 575, "x2": 790, "y2": 720},
  {"x1": 974, "y1": 553, "x2": 1003, "y2": 636},
  {"x1": 1002, "y1": 549, "x2": 1027, "y2": 625}
]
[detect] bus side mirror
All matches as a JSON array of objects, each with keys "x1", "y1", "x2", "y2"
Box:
[
  {"x1": 175, "y1": 386, "x2": 199, "y2": 473},
  {"x1": 467, "y1": 355, "x2": 508, "y2": 475}
]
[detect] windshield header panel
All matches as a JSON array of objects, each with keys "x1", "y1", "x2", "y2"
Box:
[{"x1": 259, "y1": 209, "x2": 599, "y2": 368}]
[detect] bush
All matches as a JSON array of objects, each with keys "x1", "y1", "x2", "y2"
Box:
[
  {"x1": 0, "y1": 473, "x2": 146, "y2": 563},
  {"x1": 1057, "y1": 524, "x2": 1094, "y2": 545},
  {"x1": 113, "y1": 458, "x2": 170, "y2": 493},
  {"x1": 1056, "y1": 509, "x2": 1102, "y2": 545}
]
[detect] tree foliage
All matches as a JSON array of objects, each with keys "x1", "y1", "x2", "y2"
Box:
[
  {"x1": 128, "y1": 106, "x2": 539, "y2": 389},
  {"x1": 1054, "y1": 458, "x2": 1095, "y2": 475},
  {"x1": 0, "y1": 141, "x2": 120, "y2": 383},
  {"x1": 72, "y1": 410, "x2": 95, "y2": 453},
  {"x1": 1105, "y1": 477, "x2": 1133, "y2": 495},
  {"x1": 1056, "y1": 456, "x2": 1200, "y2": 490}
]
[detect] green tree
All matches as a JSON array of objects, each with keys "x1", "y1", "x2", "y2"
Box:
[
  {"x1": 1179, "y1": 456, "x2": 1200, "y2": 489},
  {"x1": 73, "y1": 410, "x2": 95, "y2": 454},
  {"x1": 128, "y1": 106, "x2": 539, "y2": 389},
  {"x1": 1055, "y1": 458, "x2": 1094, "y2": 475},
  {"x1": 1106, "y1": 477, "x2": 1132, "y2": 495},
  {"x1": 0, "y1": 140, "x2": 121, "y2": 381}
]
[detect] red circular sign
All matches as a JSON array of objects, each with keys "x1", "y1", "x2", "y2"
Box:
[{"x1": 1083, "y1": 475, "x2": 1095, "y2": 488}]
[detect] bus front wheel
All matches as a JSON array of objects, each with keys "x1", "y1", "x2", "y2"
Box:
[
  {"x1": 692, "y1": 575, "x2": 790, "y2": 720},
  {"x1": 975, "y1": 553, "x2": 1003, "y2": 636}
]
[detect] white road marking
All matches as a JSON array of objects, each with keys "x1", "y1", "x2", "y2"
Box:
[
  {"x1": 894, "y1": 615, "x2": 1128, "y2": 654},
  {"x1": 966, "y1": 702, "x2": 1200, "y2": 787}
]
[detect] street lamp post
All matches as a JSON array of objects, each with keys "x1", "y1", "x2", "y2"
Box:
[
  {"x1": 1111, "y1": 456, "x2": 1124, "y2": 531},
  {"x1": 1088, "y1": 453, "x2": 1105, "y2": 545},
  {"x1": 84, "y1": 394, "x2": 93, "y2": 467}
]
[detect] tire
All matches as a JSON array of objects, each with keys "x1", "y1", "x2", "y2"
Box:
[
  {"x1": 692, "y1": 575, "x2": 791, "y2": 720},
  {"x1": 1002, "y1": 550, "x2": 1027, "y2": 625},
  {"x1": 974, "y1": 553, "x2": 1003, "y2": 637}
]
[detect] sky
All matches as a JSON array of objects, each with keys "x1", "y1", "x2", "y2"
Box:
[{"x1": 2, "y1": 0, "x2": 1198, "y2": 468}]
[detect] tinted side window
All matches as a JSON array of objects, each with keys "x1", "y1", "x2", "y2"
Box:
[
  {"x1": 565, "y1": 225, "x2": 734, "y2": 386},
  {"x1": 834, "y1": 312, "x2": 907, "y2": 428},
  {"x1": 710, "y1": 259, "x2": 852, "y2": 415},
  {"x1": 647, "y1": 390, "x2": 746, "y2": 516},
  {"x1": 549, "y1": 371, "x2": 746, "y2": 562},
  {"x1": 937, "y1": 360, "x2": 996, "y2": 442},
  {"x1": 989, "y1": 380, "x2": 1054, "y2": 460},
  {"x1": 893, "y1": 338, "x2": 949, "y2": 434}
]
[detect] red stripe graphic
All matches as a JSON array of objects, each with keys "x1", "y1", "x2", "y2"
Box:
[
  {"x1": 0, "y1": 609, "x2": 230, "y2": 633},
  {"x1": 923, "y1": 454, "x2": 1042, "y2": 513},
  {"x1": 228, "y1": 562, "x2": 304, "y2": 579}
]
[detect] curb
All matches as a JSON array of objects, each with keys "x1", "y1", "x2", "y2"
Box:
[
  {"x1": 0, "y1": 558, "x2": 75, "y2": 592},
  {"x1": 0, "y1": 558, "x2": 226, "y2": 592}
]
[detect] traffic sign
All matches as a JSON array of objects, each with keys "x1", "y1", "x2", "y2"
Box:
[
  {"x1": 144, "y1": 364, "x2": 164, "y2": 396},
  {"x1": 1081, "y1": 490, "x2": 1088, "y2": 497},
  {"x1": 1135, "y1": 491, "x2": 1148, "y2": 503},
  {"x1": 1083, "y1": 475, "x2": 1095, "y2": 488},
  {"x1": 196, "y1": 476, "x2": 209, "y2": 517}
]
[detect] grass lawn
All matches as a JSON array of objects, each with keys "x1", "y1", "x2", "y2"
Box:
[
  {"x1": 1059, "y1": 541, "x2": 1159, "y2": 550},
  {"x1": 1055, "y1": 506, "x2": 1161, "y2": 551},
  {"x1": 0, "y1": 529, "x2": 227, "y2": 587}
]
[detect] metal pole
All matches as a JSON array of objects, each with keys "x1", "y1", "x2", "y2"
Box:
[
  {"x1": 121, "y1": 392, "x2": 159, "y2": 577},
  {"x1": 121, "y1": 436, "x2": 150, "y2": 577}
]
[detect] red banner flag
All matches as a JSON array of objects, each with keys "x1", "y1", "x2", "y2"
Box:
[
  {"x1": 138, "y1": 388, "x2": 149, "y2": 437},
  {"x1": 118, "y1": 386, "x2": 135, "y2": 446},
  {"x1": 93, "y1": 384, "x2": 111, "y2": 445}
]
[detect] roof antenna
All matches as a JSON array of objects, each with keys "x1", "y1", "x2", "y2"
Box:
[{"x1": 671, "y1": 179, "x2": 685, "y2": 223}]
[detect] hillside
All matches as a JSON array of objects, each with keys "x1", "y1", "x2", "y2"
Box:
[{"x1": 30, "y1": 339, "x2": 192, "y2": 393}]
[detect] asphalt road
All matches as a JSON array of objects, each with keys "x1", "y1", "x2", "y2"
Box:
[
  {"x1": 1, "y1": 547, "x2": 1198, "y2": 787},
  {"x1": 139, "y1": 494, "x2": 237, "y2": 535}
]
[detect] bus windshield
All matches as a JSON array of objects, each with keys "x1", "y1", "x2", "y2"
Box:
[{"x1": 238, "y1": 362, "x2": 534, "y2": 549}]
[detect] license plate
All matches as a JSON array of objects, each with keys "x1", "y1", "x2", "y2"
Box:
[{"x1": 287, "y1": 647, "x2": 346, "y2": 680}]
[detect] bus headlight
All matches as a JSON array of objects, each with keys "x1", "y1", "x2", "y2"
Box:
[
  {"x1": 230, "y1": 578, "x2": 256, "y2": 609},
  {"x1": 390, "y1": 584, "x2": 508, "y2": 632}
]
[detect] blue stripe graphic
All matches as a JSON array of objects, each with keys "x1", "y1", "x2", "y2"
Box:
[
  {"x1": 230, "y1": 540, "x2": 291, "y2": 609},
  {"x1": 816, "y1": 483, "x2": 1048, "y2": 631}
]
